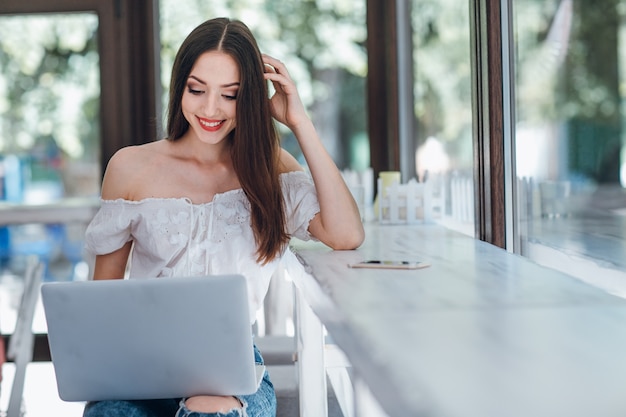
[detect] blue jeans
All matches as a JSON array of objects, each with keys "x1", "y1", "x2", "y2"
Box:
[{"x1": 82, "y1": 346, "x2": 276, "y2": 417}]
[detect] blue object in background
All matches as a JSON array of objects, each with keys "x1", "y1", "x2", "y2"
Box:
[
  {"x1": 3, "y1": 154, "x2": 25, "y2": 203},
  {"x1": 0, "y1": 227, "x2": 9, "y2": 269},
  {"x1": 0, "y1": 155, "x2": 13, "y2": 268}
]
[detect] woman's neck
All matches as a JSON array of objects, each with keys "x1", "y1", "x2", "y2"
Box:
[{"x1": 173, "y1": 132, "x2": 233, "y2": 166}]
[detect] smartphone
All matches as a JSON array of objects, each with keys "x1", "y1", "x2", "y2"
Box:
[{"x1": 348, "y1": 260, "x2": 430, "y2": 270}]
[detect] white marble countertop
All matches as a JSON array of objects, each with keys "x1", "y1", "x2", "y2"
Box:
[{"x1": 288, "y1": 222, "x2": 626, "y2": 417}]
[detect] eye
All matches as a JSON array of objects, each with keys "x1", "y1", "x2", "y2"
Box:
[
  {"x1": 186, "y1": 85, "x2": 204, "y2": 95},
  {"x1": 223, "y1": 94, "x2": 237, "y2": 100},
  {"x1": 187, "y1": 83, "x2": 204, "y2": 96}
]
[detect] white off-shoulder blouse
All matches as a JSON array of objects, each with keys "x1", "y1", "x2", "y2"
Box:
[{"x1": 84, "y1": 171, "x2": 320, "y2": 323}]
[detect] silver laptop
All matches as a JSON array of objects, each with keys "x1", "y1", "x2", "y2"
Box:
[{"x1": 41, "y1": 275, "x2": 265, "y2": 402}]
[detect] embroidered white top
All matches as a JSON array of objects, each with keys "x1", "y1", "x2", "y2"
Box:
[{"x1": 84, "y1": 171, "x2": 320, "y2": 323}]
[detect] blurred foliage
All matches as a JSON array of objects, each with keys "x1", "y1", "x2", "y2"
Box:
[
  {"x1": 515, "y1": 0, "x2": 623, "y2": 124},
  {"x1": 514, "y1": 0, "x2": 623, "y2": 182},
  {"x1": 0, "y1": 13, "x2": 100, "y2": 162},
  {"x1": 412, "y1": 0, "x2": 474, "y2": 170},
  {"x1": 2, "y1": 0, "x2": 623, "y2": 182},
  {"x1": 411, "y1": 0, "x2": 624, "y2": 182}
]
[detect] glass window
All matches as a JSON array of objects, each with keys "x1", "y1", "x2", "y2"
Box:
[
  {"x1": 0, "y1": 13, "x2": 101, "y2": 203},
  {"x1": 0, "y1": 13, "x2": 100, "y2": 289},
  {"x1": 411, "y1": 0, "x2": 475, "y2": 236},
  {"x1": 513, "y1": 0, "x2": 626, "y2": 293},
  {"x1": 158, "y1": 0, "x2": 368, "y2": 171}
]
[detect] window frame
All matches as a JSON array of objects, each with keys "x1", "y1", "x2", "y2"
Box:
[{"x1": 368, "y1": 0, "x2": 507, "y2": 247}]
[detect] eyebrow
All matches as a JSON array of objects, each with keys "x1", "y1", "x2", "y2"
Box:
[{"x1": 188, "y1": 75, "x2": 240, "y2": 88}]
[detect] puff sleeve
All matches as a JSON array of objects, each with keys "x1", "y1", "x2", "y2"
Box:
[
  {"x1": 84, "y1": 199, "x2": 135, "y2": 257},
  {"x1": 281, "y1": 171, "x2": 320, "y2": 241}
]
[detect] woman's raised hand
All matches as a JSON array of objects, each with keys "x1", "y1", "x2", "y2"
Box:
[
  {"x1": 262, "y1": 54, "x2": 309, "y2": 130},
  {"x1": 262, "y1": 56, "x2": 364, "y2": 249}
]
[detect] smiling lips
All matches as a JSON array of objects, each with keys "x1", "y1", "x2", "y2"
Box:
[{"x1": 197, "y1": 117, "x2": 225, "y2": 132}]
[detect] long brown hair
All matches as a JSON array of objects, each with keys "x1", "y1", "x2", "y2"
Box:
[{"x1": 166, "y1": 18, "x2": 288, "y2": 264}]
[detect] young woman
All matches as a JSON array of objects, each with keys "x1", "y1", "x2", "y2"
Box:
[{"x1": 82, "y1": 17, "x2": 364, "y2": 417}]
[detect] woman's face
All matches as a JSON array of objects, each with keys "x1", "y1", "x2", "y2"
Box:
[{"x1": 181, "y1": 50, "x2": 240, "y2": 145}]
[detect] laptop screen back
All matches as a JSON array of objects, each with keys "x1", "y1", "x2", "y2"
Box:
[{"x1": 41, "y1": 275, "x2": 261, "y2": 401}]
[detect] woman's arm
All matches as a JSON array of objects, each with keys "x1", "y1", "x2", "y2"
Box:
[
  {"x1": 263, "y1": 54, "x2": 365, "y2": 249},
  {"x1": 91, "y1": 148, "x2": 136, "y2": 279},
  {"x1": 93, "y1": 242, "x2": 132, "y2": 280}
]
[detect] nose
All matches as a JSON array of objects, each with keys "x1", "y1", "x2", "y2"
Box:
[{"x1": 201, "y1": 91, "x2": 221, "y2": 116}]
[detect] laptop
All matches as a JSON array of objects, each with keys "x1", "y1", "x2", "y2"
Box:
[{"x1": 41, "y1": 275, "x2": 265, "y2": 402}]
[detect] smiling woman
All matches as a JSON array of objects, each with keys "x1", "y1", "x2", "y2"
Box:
[
  {"x1": 181, "y1": 52, "x2": 239, "y2": 140},
  {"x1": 83, "y1": 17, "x2": 363, "y2": 417}
]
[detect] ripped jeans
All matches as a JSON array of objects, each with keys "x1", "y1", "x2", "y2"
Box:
[{"x1": 82, "y1": 346, "x2": 276, "y2": 417}]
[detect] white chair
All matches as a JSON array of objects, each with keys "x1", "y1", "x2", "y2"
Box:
[
  {"x1": 293, "y1": 283, "x2": 354, "y2": 417},
  {"x1": 5, "y1": 257, "x2": 44, "y2": 417},
  {"x1": 260, "y1": 263, "x2": 349, "y2": 417}
]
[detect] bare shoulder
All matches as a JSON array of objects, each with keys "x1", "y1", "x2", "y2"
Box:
[
  {"x1": 101, "y1": 141, "x2": 167, "y2": 200},
  {"x1": 278, "y1": 148, "x2": 304, "y2": 174}
]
